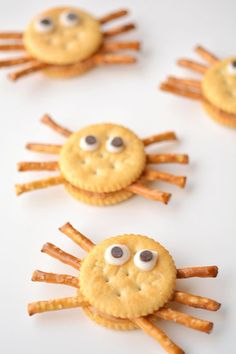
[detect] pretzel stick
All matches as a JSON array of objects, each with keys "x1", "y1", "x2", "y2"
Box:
[
  {"x1": 177, "y1": 59, "x2": 208, "y2": 74},
  {"x1": 17, "y1": 161, "x2": 59, "y2": 171},
  {"x1": 94, "y1": 53, "x2": 136, "y2": 64},
  {"x1": 0, "y1": 43, "x2": 24, "y2": 51},
  {"x1": 195, "y1": 45, "x2": 219, "y2": 65},
  {"x1": 99, "y1": 9, "x2": 128, "y2": 24},
  {"x1": 167, "y1": 76, "x2": 201, "y2": 90},
  {"x1": 0, "y1": 56, "x2": 33, "y2": 68},
  {"x1": 41, "y1": 243, "x2": 81, "y2": 270},
  {"x1": 0, "y1": 32, "x2": 23, "y2": 39},
  {"x1": 103, "y1": 23, "x2": 135, "y2": 37},
  {"x1": 177, "y1": 266, "x2": 218, "y2": 278},
  {"x1": 28, "y1": 296, "x2": 83, "y2": 316},
  {"x1": 26, "y1": 143, "x2": 62, "y2": 154},
  {"x1": 41, "y1": 114, "x2": 72, "y2": 137},
  {"x1": 102, "y1": 41, "x2": 140, "y2": 52},
  {"x1": 143, "y1": 169, "x2": 187, "y2": 188},
  {"x1": 173, "y1": 291, "x2": 221, "y2": 311},
  {"x1": 59, "y1": 222, "x2": 95, "y2": 252},
  {"x1": 8, "y1": 62, "x2": 49, "y2": 81},
  {"x1": 143, "y1": 131, "x2": 177, "y2": 146},
  {"x1": 134, "y1": 317, "x2": 184, "y2": 354},
  {"x1": 160, "y1": 83, "x2": 203, "y2": 100},
  {"x1": 127, "y1": 183, "x2": 171, "y2": 204},
  {"x1": 32, "y1": 270, "x2": 80, "y2": 288},
  {"x1": 15, "y1": 176, "x2": 64, "y2": 196},
  {"x1": 147, "y1": 154, "x2": 189, "y2": 164},
  {"x1": 154, "y1": 308, "x2": 213, "y2": 333}
]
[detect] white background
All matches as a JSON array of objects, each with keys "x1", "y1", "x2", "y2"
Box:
[{"x1": 0, "y1": 1, "x2": 235, "y2": 353}]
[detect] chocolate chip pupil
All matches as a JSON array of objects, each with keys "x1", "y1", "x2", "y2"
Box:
[
  {"x1": 85, "y1": 135, "x2": 96, "y2": 145},
  {"x1": 140, "y1": 250, "x2": 153, "y2": 262},
  {"x1": 67, "y1": 13, "x2": 78, "y2": 21},
  {"x1": 111, "y1": 137, "x2": 123, "y2": 147},
  {"x1": 111, "y1": 246, "x2": 123, "y2": 258},
  {"x1": 232, "y1": 61, "x2": 236, "y2": 68},
  {"x1": 41, "y1": 18, "x2": 51, "y2": 26}
]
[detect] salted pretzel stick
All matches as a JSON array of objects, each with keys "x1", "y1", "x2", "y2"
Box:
[
  {"x1": 177, "y1": 266, "x2": 218, "y2": 278},
  {"x1": 173, "y1": 291, "x2": 221, "y2": 311},
  {"x1": 26, "y1": 143, "x2": 62, "y2": 154},
  {"x1": 143, "y1": 131, "x2": 177, "y2": 146},
  {"x1": 28, "y1": 296, "x2": 83, "y2": 316},
  {"x1": 143, "y1": 169, "x2": 187, "y2": 188},
  {"x1": 195, "y1": 45, "x2": 219, "y2": 65},
  {"x1": 147, "y1": 153, "x2": 189, "y2": 165},
  {"x1": 17, "y1": 161, "x2": 58, "y2": 171},
  {"x1": 32, "y1": 270, "x2": 80, "y2": 288},
  {"x1": 134, "y1": 317, "x2": 184, "y2": 354},
  {"x1": 0, "y1": 56, "x2": 33, "y2": 68},
  {"x1": 94, "y1": 54, "x2": 136, "y2": 64},
  {"x1": 102, "y1": 41, "x2": 140, "y2": 52},
  {"x1": 8, "y1": 62, "x2": 49, "y2": 81},
  {"x1": 167, "y1": 76, "x2": 201, "y2": 90},
  {"x1": 127, "y1": 183, "x2": 171, "y2": 204},
  {"x1": 0, "y1": 32, "x2": 23, "y2": 39},
  {"x1": 15, "y1": 176, "x2": 64, "y2": 196},
  {"x1": 0, "y1": 43, "x2": 24, "y2": 51},
  {"x1": 99, "y1": 9, "x2": 128, "y2": 24},
  {"x1": 41, "y1": 243, "x2": 81, "y2": 271},
  {"x1": 59, "y1": 223, "x2": 95, "y2": 252},
  {"x1": 41, "y1": 114, "x2": 72, "y2": 137},
  {"x1": 160, "y1": 83, "x2": 203, "y2": 100},
  {"x1": 177, "y1": 59, "x2": 208, "y2": 74},
  {"x1": 154, "y1": 308, "x2": 213, "y2": 333},
  {"x1": 103, "y1": 23, "x2": 135, "y2": 37}
]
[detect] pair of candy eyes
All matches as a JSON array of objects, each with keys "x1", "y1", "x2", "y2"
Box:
[
  {"x1": 104, "y1": 244, "x2": 158, "y2": 271},
  {"x1": 35, "y1": 11, "x2": 80, "y2": 33},
  {"x1": 80, "y1": 135, "x2": 125, "y2": 153},
  {"x1": 227, "y1": 61, "x2": 236, "y2": 75}
]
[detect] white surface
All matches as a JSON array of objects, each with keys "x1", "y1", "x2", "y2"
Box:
[{"x1": 0, "y1": 1, "x2": 235, "y2": 353}]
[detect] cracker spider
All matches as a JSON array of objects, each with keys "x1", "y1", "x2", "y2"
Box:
[
  {"x1": 16, "y1": 115, "x2": 189, "y2": 206},
  {"x1": 28, "y1": 223, "x2": 221, "y2": 354},
  {"x1": 160, "y1": 45, "x2": 236, "y2": 128},
  {"x1": 0, "y1": 7, "x2": 140, "y2": 81}
]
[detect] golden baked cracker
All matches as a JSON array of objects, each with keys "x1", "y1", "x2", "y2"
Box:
[{"x1": 202, "y1": 99, "x2": 236, "y2": 128}]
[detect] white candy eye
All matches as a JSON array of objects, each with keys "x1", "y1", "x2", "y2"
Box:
[
  {"x1": 80, "y1": 135, "x2": 99, "y2": 151},
  {"x1": 134, "y1": 249, "x2": 158, "y2": 271},
  {"x1": 227, "y1": 61, "x2": 236, "y2": 75},
  {"x1": 106, "y1": 136, "x2": 125, "y2": 153},
  {"x1": 104, "y1": 244, "x2": 130, "y2": 266},
  {"x1": 34, "y1": 17, "x2": 54, "y2": 33},
  {"x1": 60, "y1": 11, "x2": 80, "y2": 27}
]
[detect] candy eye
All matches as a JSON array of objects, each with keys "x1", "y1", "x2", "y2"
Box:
[
  {"x1": 60, "y1": 11, "x2": 80, "y2": 27},
  {"x1": 227, "y1": 61, "x2": 236, "y2": 75},
  {"x1": 106, "y1": 136, "x2": 125, "y2": 153},
  {"x1": 134, "y1": 249, "x2": 158, "y2": 271},
  {"x1": 34, "y1": 17, "x2": 54, "y2": 33},
  {"x1": 104, "y1": 244, "x2": 130, "y2": 266},
  {"x1": 80, "y1": 135, "x2": 99, "y2": 151}
]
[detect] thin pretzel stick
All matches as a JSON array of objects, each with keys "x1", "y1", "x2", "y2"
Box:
[
  {"x1": 26, "y1": 143, "x2": 62, "y2": 154},
  {"x1": 177, "y1": 266, "x2": 218, "y2": 278},
  {"x1": 147, "y1": 153, "x2": 189, "y2": 165},
  {"x1": 28, "y1": 296, "x2": 83, "y2": 316},
  {"x1": 143, "y1": 131, "x2": 177, "y2": 146},
  {"x1": 41, "y1": 243, "x2": 81, "y2": 270},
  {"x1": 103, "y1": 23, "x2": 135, "y2": 37},
  {"x1": 0, "y1": 44, "x2": 24, "y2": 51},
  {"x1": 0, "y1": 32, "x2": 23, "y2": 39},
  {"x1": 102, "y1": 41, "x2": 140, "y2": 52},
  {"x1": 154, "y1": 308, "x2": 213, "y2": 333},
  {"x1": 126, "y1": 183, "x2": 171, "y2": 204},
  {"x1": 177, "y1": 59, "x2": 208, "y2": 74},
  {"x1": 134, "y1": 317, "x2": 184, "y2": 354},
  {"x1": 94, "y1": 53, "x2": 136, "y2": 64},
  {"x1": 15, "y1": 176, "x2": 64, "y2": 196},
  {"x1": 195, "y1": 45, "x2": 219, "y2": 65},
  {"x1": 8, "y1": 62, "x2": 49, "y2": 81},
  {"x1": 160, "y1": 83, "x2": 203, "y2": 100},
  {"x1": 32, "y1": 270, "x2": 80, "y2": 288},
  {"x1": 99, "y1": 9, "x2": 128, "y2": 24},
  {"x1": 167, "y1": 76, "x2": 201, "y2": 90},
  {"x1": 17, "y1": 161, "x2": 59, "y2": 172},
  {"x1": 59, "y1": 222, "x2": 95, "y2": 252},
  {"x1": 143, "y1": 169, "x2": 187, "y2": 188},
  {"x1": 0, "y1": 56, "x2": 33, "y2": 68},
  {"x1": 173, "y1": 291, "x2": 221, "y2": 311},
  {"x1": 41, "y1": 114, "x2": 72, "y2": 137}
]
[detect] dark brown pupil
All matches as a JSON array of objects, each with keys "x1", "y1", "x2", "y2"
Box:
[
  {"x1": 85, "y1": 135, "x2": 96, "y2": 145},
  {"x1": 140, "y1": 250, "x2": 153, "y2": 262},
  {"x1": 111, "y1": 246, "x2": 123, "y2": 258},
  {"x1": 41, "y1": 18, "x2": 51, "y2": 26},
  {"x1": 111, "y1": 137, "x2": 123, "y2": 147},
  {"x1": 232, "y1": 61, "x2": 236, "y2": 68},
  {"x1": 67, "y1": 13, "x2": 78, "y2": 21}
]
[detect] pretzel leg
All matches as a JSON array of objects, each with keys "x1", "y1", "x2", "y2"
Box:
[
  {"x1": 177, "y1": 59, "x2": 208, "y2": 74},
  {"x1": 103, "y1": 23, "x2": 135, "y2": 37},
  {"x1": 134, "y1": 317, "x2": 184, "y2": 354},
  {"x1": 126, "y1": 183, "x2": 171, "y2": 204},
  {"x1": 173, "y1": 291, "x2": 221, "y2": 311},
  {"x1": 26, "y1": 143, "x2": 62, "y2": 154},
  {"x1": 99, "y1": 9, "x2": 128, "y2": 24},
  {"x1": 0, "y1": 56, "x2": 33, "y2": 68},
  {"x1": 28, "y1": 296, "x2": 83, "y2": 316},
  {"x1": 59, "y1": 223, "x2": 95, "y2": 252},
  {"x1": 8, "y1": 62, "x2": 49, "y2": 81},
  {"x1": 41, "y1": 114, "x2": 72, "y2": 137},
  {"x1": 154, "y1": 308, "x2": 213, "y2": 333},
  {"x1": 17, "y1": 161, "x2": 58, "y2": 171},
  {"x1": 32, "y1": 270, "x2": 80, "y2": 288},
  {"x1": 147, "y1": 154, "x2": 189, "y2": 164},
  {"x1": 102, "y1": 41, "x2": 140, "y2": 52},
  {"x1": 143, "y1": 131, "x2": 177, "y2": 146},
  {"x1": 160, "y1": 82, "x2": 203, "y2": 100},
  {"x1": 177, "y1": 266, "x2": 218, "y2": 278},
  {"x1": 94, "y1": 53, "x2": 136, "y2": 64},
  {"x1": 41, "y1": 243, "x2": 81, "y2": 270},
  {"x1": 0, "y1": 44, "x2": 24, "y2": 51},
  {"x1": 143, "y1": 169, "x2": 187, "y2": 188},
  {"x1": 0, "y1": 32, "x2": 23, "y2": 39},
  {"x1": 15, "y1": 176, "x2": 64, "y2": 196},
  {"x1": 167, "y1": 76, "x2": 201, "y2": 90},
  {"x1": 195, "y1": 45, "x2": 219, "y2": 65}
]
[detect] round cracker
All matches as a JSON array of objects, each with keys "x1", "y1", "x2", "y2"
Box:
[{"x1": 202, "y1": 99, "x2": 236, "y2": 128}]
